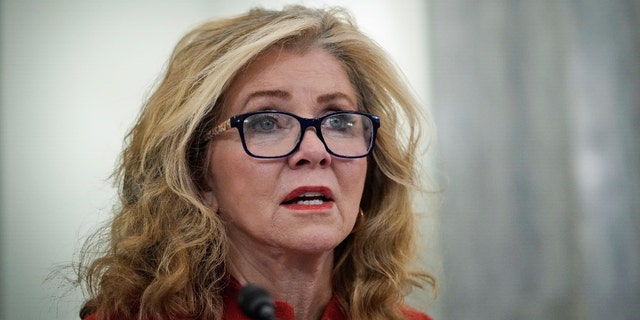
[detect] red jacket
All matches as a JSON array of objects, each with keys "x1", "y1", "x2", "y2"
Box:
[
  {"x1": 84, "y1": 279, "x2": 432, "y2": 320},
  {"x1": 222, "y1": 278, "x2": 432, "y2": 320}
]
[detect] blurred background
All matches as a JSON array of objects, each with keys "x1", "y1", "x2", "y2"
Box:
[
  {"x1": 1, "y1": 0, "x2": 638, "y2": 319},
  {"x1": 431, "y1": 1, "x2": 639, "y2": 319}
]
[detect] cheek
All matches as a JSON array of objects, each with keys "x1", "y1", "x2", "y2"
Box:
[
  {"x1": 338, "y1": 159, "x2": 368, "y2": 199},
  {"x1": 208, "y1": 142, "x2": 248, "y2": 201},
  {"x1": 208, "y1": 142, "x2": 277, "y2": 207}
]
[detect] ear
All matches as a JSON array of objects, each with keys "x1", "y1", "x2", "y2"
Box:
[
  {"x1": 203, "y1": 189, "x2": 218, "y2": 209},
  {"x1": 202, "y1": 172, "x2": 219, "y2": 209}
]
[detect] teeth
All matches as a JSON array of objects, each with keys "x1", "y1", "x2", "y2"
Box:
[
  {"x1": 299, "y1": 192, "x2": 323, "y2": 198},
  {"x1": 296, "y1": 199, "x2": 325, "y2": 205}
]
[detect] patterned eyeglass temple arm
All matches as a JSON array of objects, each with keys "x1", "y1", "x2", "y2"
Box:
[{"x1": 205, "y1": 118, "x2": 232, "y2": 141}]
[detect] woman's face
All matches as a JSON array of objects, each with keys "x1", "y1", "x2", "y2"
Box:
[{"x1": 205, "y1": 47, "x2": 367, "y2": 254}]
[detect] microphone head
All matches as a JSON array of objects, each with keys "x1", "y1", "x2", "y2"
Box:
[{"x1": 238, "y1": 284, "x2": 275, "y2": 320}]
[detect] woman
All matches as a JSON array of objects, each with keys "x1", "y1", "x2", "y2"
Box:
[{"x1": 78, "y1": 5, "x2": 436, "y2": 320}]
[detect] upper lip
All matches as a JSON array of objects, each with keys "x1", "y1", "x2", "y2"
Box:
[{"x1": 282, "y1": 186, "x2": 334, "y2": 204}]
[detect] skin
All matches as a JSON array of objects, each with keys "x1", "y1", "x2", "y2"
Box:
[{"x1": 204, "y1": 46, "x2": 368, "y2": 320}]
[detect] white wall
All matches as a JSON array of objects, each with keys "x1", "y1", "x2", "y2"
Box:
[{"x1": 0, "y1": 1, "x2": 431, "y2": 319}]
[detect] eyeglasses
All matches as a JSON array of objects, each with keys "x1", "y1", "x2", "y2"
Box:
[{"x1": 206, "y1": 110, "x2": 380, "y2": 159}]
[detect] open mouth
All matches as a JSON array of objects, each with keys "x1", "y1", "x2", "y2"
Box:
[
  {"x1": 281, "y1": 187, "x2": 334, "y2": 207},
  {"x1": 282, "y1": 192, "x2": 332, "y2": 205}
]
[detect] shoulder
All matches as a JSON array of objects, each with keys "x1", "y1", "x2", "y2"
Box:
[{"x1": 401, "y1": 306, "x2": 433, "y2": 320}]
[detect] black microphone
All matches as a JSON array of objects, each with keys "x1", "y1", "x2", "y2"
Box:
[{"x1": 238, "y1": 284, "x2": 276, "y2": 320}]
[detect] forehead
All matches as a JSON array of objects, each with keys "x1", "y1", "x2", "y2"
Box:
[{"x1": 221, "y1": 46, "x2": 357, "y2": 115}]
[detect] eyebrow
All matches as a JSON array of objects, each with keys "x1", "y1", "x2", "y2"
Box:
[
  {"x1": 242, "y1": 90, "x2": 356, "y2": 108},
  {"x1": 316, "y1": 92, "x2": 356, "y2": 105},
  {"x1": 242, "y1": 90, "x2": 291, "y2": 107}
]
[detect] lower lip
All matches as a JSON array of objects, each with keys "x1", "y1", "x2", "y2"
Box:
[{"x1": 282, "y1": 202, "x2": 334, "y2": 210}]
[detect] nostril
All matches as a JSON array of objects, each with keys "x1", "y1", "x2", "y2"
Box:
[{"x1": 294, "y1": 158, "x2": 311, "y2": 167}]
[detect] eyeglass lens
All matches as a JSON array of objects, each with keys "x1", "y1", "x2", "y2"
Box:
[{"x1": 241, "y1": 112, "x2": 373, "y2": 158}]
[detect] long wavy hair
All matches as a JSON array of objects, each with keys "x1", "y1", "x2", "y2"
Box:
[{"x1": 78, "y1": 5, "x2": 436, "y2": 320}]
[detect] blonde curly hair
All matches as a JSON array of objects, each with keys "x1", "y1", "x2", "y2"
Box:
[{"x1": 78, "y1": 5, "x2": 436, "y2": 320}]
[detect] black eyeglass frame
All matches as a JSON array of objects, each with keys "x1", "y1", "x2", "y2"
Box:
[{"x1": 206, "y1": 110, "x2": 381, "y2": 159}]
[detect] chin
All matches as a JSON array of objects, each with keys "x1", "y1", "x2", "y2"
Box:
[{"x1": 285, "y1": 231, "x2": 347, "y2": 254}]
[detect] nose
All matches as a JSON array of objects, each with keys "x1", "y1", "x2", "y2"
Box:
[{"x1": 287, "y1": 128, "x2": 332, "y2": 168}]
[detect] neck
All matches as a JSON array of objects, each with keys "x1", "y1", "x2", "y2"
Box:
[{"x1": 227, "y1": 242, "x2": 334, "y2": 320}]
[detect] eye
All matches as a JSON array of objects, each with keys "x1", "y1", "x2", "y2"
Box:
[
  {"x1": 245, "y1": 114, "x2": 279, "y2": 132},
  {"x1": 325, "y1": 114, "x2": 354, "y2": 130}
]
